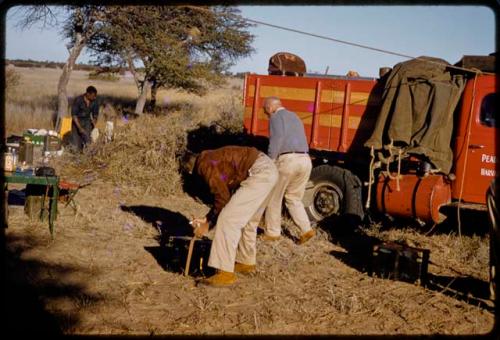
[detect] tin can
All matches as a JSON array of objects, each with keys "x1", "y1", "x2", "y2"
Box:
[{"x1": 4, "y1": 150, "x2": 14, "y2": 172}]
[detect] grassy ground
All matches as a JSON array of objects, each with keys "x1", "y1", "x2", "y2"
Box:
[
  {"x1": 5, "y1": 66, "x2": 242, "y2": 136},
  {"x1": 4, "y1": 67, "x2": 495, "y2": 335}
]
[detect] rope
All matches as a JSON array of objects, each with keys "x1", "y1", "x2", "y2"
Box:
[
  {"x1": 396, "y1": 148, "x2": 402, "y2": 192},
  {"x1": 385, "y1": 139, "x2": 397, "y2": 177},
  {"x1": 383, "y1": 140, "x2": 403, "y2": 191},
  {"x1": 182, "y1": 5, "x2": 494, "y2": 76},
  {"x1": 365, "y1": 146, "x2": 375, "y2": 209},
  {"x1": 456, "y1": 74, "x2": 479, "y2": 240}
]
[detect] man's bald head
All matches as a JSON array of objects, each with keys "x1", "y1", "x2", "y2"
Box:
[{"x1": 263, "y1": 96, "x2": 283, "y2": 116}]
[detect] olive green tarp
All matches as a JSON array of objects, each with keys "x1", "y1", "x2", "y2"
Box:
[{"x1": 364, "y1": 57, "x2": 466, "y2": 174}]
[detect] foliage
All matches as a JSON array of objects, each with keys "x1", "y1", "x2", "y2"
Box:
[{"x1": 87, "y1": 6, "x2": 254, "y2": 96}]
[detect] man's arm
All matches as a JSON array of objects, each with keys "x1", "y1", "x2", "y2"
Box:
[
  {"x1": 268, "y1": 113, "x2": 285, "y2": 160},
  {"x1": 71, "y1": 98, "x2": 85, "y2": 134},
  {"x1": 72, "y1": 116, "x2": 84, "y2": 134}
]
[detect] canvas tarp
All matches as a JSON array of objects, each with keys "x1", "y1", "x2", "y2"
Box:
[{"x1": 364, "y1": 56, "x2": 466, "y2": 174}]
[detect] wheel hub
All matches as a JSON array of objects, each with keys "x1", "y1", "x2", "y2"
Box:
[{"x1": 314, "y1": 186, "x2": 340, "y2": 217}]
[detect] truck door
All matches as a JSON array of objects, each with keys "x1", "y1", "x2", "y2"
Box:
[{"x1": 452, "y1": 75, "x2": 497, "y2": 204}]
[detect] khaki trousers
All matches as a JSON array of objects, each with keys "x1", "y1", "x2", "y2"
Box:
[
  {"x1": 208, "y1": 153, "x2": 278, "y2": 272},
  {"x1": 265, "y1": 153, "x2": 312, "y2": 237}
]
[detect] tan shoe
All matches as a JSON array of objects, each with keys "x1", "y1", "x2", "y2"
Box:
[
  {"x1": 298, "y1": 229, "x2": 316, "y2": 245},
  {"x1": 234, "y1": 262, "x2": 256, "y2": 274},
  {"x1": 260, "y1": 234, "x2": 281, "y2": 242},
  {"x1": 200, "y1": 270, "x2": 236, "y2": 287}
]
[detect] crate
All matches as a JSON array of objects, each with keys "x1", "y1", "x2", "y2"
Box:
[
  {"x1": 23, "y1": 133, "x2": 45, "y2": 146},
  {"x1": 165, "y1": 236, "x2": 215, "y2": 277},
  {"x1": 44, "y1": 135, "x2": 62, "y2": 152},
  {"x1": 369, "y1": 241, "x2": 430, "y2": 285}
]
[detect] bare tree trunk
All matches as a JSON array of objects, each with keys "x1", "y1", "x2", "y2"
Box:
[
  {"x1": 148, "y1": 79, "x2": 158, "y2": 112},
  {"x1": 134, "y1": 80, "x2": 151, "y2": 115},
  {"x1": 126, "y1": 52, "x2": 149, "y2": 116},
  {"x1": 56, "y1": 33, "x2": 85, "y2": 127}
]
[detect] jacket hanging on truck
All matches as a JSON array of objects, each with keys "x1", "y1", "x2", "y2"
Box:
[{"x1": 364, "y1": 56, "x2": 465, "y2": 174}]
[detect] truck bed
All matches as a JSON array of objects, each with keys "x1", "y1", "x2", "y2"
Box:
[{"x1": 243, "y1": 74, "x2": 383, "y2": 154}]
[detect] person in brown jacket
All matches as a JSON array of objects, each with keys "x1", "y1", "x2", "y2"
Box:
[{"x1": 182, "y1": 145, "x2": 278, "y2": 286}]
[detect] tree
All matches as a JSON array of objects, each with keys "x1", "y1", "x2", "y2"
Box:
[
  {"x1": 16, "y1": 5, "x2": 104, "y2": 125},
  {"x1": 87, "y1": 6, "x2": 254, "y2": 115}
]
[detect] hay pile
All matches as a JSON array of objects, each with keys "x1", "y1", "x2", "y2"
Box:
[
  {"x1": 53, "y1": 113, "x2": 200, "y2": 196},
  {"x1": 88, "y1": 114, "x2": 190, "y2": 195},
  {"x1": 51, "y1": 91, "x2": 244, "y2": 197}
]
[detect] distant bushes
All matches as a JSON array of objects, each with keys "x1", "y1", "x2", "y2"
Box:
[
  {"x1": 5, "y1": 65, "x2": 21, "y2": 95},
  {"x1": 5, "y1": 59, "x2": 147, "y2": 73},
  {"x1": 88, "y1": 72, "x2": 121, "y2": 82},
  {"x1": 6, "y1": 59, "x2": 96, "y2": 71}
]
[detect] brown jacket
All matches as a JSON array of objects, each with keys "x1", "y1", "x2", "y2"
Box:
[{"x1": 195, "y1": 146, "x2": 260, "y2": 224}]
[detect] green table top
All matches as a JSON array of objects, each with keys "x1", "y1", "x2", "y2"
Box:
[{"x1": 4, "y1": 173, "x2": 59, "y2": 185}]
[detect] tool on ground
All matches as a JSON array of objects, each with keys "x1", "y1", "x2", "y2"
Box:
[{"x1": 184, "y1": 236, "x2": 198, "y2": 276}]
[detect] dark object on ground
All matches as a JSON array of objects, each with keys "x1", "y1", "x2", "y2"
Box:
[
  {"x1": 369, "y1": 241, "x2": 430, "y2": 286},
  {"x1": 7, "y1": 189, "x2": 25, "y2": 206},
  {"x1": 165, "y1": 236, "x2": 215, "y2": 277},
  {"x1": 35, "y1": 166, "x2": 56, "y2": 177}
]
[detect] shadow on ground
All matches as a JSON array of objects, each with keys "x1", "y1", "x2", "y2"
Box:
[
  {"x1": 426, "y1": 273, "x2": 494, "y2": 311},
  {"x1": 3, "y1": 233, "x2": 104, "y2": 335},
  {"x1": 320, "y1": 214, "x2": 380, "y2": 274},
  {"x1": 120, "y1": 205, "x2": 192, "y2": 245}
]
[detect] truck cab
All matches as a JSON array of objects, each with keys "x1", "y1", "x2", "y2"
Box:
[{"x1": 452, "y1": 74, "x2": 497, "y2": 205}]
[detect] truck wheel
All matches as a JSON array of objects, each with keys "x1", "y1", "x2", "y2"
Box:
[
  {"x1": 303, "y1": 165, "x2": 347, "y2": 223},
  {"x1": 487, "y1": 179, "x2": 498, "y2": 302}
]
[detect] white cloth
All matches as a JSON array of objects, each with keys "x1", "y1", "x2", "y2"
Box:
[
  {"x1": 105, "y1": 121, "x2": 114, "y2": 142},
  {"x1": 90, "y1": 128, "x2": 99, "y2": 143}
]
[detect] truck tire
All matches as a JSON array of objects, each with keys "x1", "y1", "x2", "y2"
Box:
[
  {"x1": 487, "y1": 179, "x2": 498, "y2": 302},
  {"x1": 303, "y1": 165, "x2": 361, "y2": 224}
]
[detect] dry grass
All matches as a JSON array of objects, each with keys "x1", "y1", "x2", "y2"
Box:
[
  {"x1": 5, "y1": 184, "x2": 494, "y2": 335},
  {"x1": 4, "y1": 67, "x2": 494, "y2": 335},
  {"x1": 4, "y1": 66, "x2": 243, "y2": 136}
]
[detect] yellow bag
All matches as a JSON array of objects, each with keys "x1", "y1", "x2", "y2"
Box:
[{"x1": 59, "y1": 116, "x2": 72, "y2": 139}]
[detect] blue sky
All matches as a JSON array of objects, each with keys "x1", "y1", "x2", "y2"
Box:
[{"x1": 5, "y1": 5, "x2": 496, "y2": 78}]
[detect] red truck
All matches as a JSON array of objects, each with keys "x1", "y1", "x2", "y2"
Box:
[{"x1": 242, "y1": 55, "x2": 497, "y2": 226}]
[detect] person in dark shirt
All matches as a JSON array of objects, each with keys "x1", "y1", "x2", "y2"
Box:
[
  {"x1": 71, "y1": 86, "x2": 99, "y2": 151},
  {"x1": 182, "y1": 146, "x2": 278, "y2": 287}
]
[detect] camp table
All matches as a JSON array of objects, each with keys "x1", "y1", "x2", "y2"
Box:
[{"x1": 3, "y1": 172, "x2": 59, "y2": 238}]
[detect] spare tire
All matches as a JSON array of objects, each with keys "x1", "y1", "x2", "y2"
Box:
[{"x1": 302, "y1": 165, "x2": 364, "y2": 224}]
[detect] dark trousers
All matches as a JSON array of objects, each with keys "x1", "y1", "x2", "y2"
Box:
[{"x1": 70, "y1": 119, "x2": 92, "y2": 151}]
